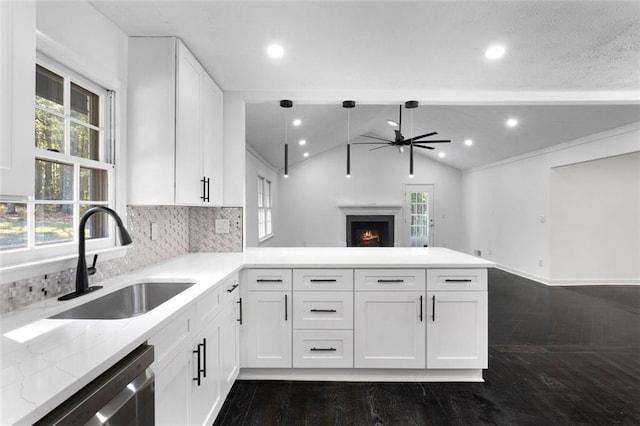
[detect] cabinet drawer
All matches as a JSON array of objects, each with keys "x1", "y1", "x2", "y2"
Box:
[
  {"x1": 293, "y1": 292, "x2": 353, "y2": 330},
  {"x1": 293, "y1": 269, "x2": 353, "y2": 291},
  {"x1": 293, "y1": 330, "x2": 353, "y2": 368},
  {"x1": 355, "y1": 269, "x2": 425, "y2": 291},
  {"x1": 247, "y1": 269, "x2": 292, "y2": 291},
  {"x1": 149, "y1": 306, "x2": 194, "y2": 373},
  {"x1": 221, "y1": 271, "x2": 240, "y2": 302},
  {"x1": 195, "y1": 285, "x2": 224, "y2": 331},
  {"x1": 427, "y1": 269, "x2": 487, "y2": 291}
]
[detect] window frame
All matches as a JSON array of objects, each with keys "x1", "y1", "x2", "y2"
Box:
[
  {"x1": 257, "y1": 175, "x2": 273, "y2": 242},
  {"x1": 0, "y1": 54, "x2": 118, "y2": 267}
]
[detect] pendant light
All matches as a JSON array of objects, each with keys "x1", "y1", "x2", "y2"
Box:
[
  {"x1": 280, "y1": 99, "x2": 293, "y2": 178},
  {"x1": 343, "y1": 100, "x2": 356, "y2": 178},
  {"x1": 405, "y1": 100, "x2": 419, "y2": 178}
]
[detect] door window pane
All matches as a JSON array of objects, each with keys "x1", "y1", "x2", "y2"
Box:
[
  {"x1": 0, "y1": 203, "x2": 28, "y2": 250},
  {"x1": 71, "y1": 83, "x2": 99, "y2": 125},
  {"x1": 36, "y1": 65, "x2": 64, "y2": 113},
  {"x1": 80, "y1": 167, "x2": 108, "y2": 201},
  {"x1": 35, "y1": 159, "x2": 74, "y2": 200},
  {"x1": 35, "y1": 204, "x2": 73, "y2": 245},
  {"x1": 35, "y1": 109, "x2": 64, "y2": 152},
  {"x1": 71, "y1": 123, "x2": 100, "y2": 160}
]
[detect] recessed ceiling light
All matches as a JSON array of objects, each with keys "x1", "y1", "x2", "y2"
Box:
[
  {"x1": 303, "y1": 152, "x2": 309, "y2": 158},
  {"x1": 299, "y1": 139, "x2": 306, "y2": 146},
  {"x1": 485, "y1": 44, "x2": 506, "y2": 60},
  {"x1": 387, "y1": 120, "x2": 398, "y2": 127},
  {"x1": 292, "y1": 119, "x2": 301, "y2": 126},
  {"x1": 506, "y1": 118, "x2": 519, "y2": 128},
  {"x1": 267, "y1": 44, "x2": 284, "y2": 59},
  {"x1": 438, "y1": 152, "x2": 446, "y2": 158},
  {"x1": 464, "y1": 139, "x2": 473, "y2": 146}
]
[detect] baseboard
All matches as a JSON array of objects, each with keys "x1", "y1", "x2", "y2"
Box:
[
  {"x1": 238, "y1": 368, "x2": 484, "y2": 383},
  {"x1": 496, "y1": 264, "x2": 640, "y2": 286}
]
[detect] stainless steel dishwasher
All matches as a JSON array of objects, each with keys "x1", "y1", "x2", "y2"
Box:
[{"x1": 35, "y1": 344, "x2": 155, "y2": 426}]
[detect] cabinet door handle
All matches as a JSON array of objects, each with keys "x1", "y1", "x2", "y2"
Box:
[
  {"x1": 227, "y1": 283, "x2": 239, "y2": 293},
  {"x1": 445, "y1": 279, "x2": 472, "y2": 282},
  {"x1": 237, "y1": 297, "x2": 243, "y2": 324},
  {"x1": 285, "y1": 294, "x2": 288, "y2": 321},
  {"x1": 310, "y1": 309, "x2": 337, "y2": 313},
  {"x1": 420, "y1": 295, "x2": 423, "y2": 322},
  {"x1": 200, "y1": 177, "x2": 207, "y2": 202},
  {"x1": 310, "y1": 347, "x2": 337, "y2": 352},
  {"x1": 256, "y1": 279, "x2": 283, "y2": 283},
  {"x1": 193, "y1": 344, "x2": 202, "y2": 386},
  {"x1": 377, "y1": 279, "x2": 404, "y2": 283},
  {"x1": 201, "y1": 339, "x2": 207, "y2": 378},
  {"x1": 432, "y1": 295, "x2": 436, "y2": 322},
  {"x1": 310, "y1": 279, "x2": 337, "y2": 282},
  {"x1": 206, "y1": 177, "x2": 210, "y2": 202}
]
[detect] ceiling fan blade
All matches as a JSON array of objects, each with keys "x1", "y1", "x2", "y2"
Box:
[
  {"x1": 412, "y1": 144, "x2": 435, "y2": 150},
  {"x1": 352, "y1": 142, "x2": 390, "y2": 145},
  {"x1": 359, "y1": 134, "x2": 394, "y2": 143},
  {"x1": 415, "y1": 140, "x2": 451, "y2": 144},
  {"x1": 369, "y1": 145, "x2": 392, "y2": 151},
  {"x1": 404, "y1": 132, "x2": 438, "y2": 143}
]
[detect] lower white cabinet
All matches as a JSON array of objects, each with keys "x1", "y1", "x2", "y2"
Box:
[
  {"x1": 222, "y1": 292, "x2": 241, "y2": 394},
  {"x1": 293, "y1": 330, "x2": 353, "y2": 368},
  {"x1": 246, "y1": 291, "x2": 292, "y2": 368},
  {"x1": 426, "y1": 291, "x2": 488, "y2": 369},
  {"x1": 155, "y1": 343, "x2": 192, "y2": 425},
  {"x1": 191, "y1": 321, "x2": 223, "y2": 426},
  {"x1": 354, "y1": 292, "x2": 425, "y2": 368}
]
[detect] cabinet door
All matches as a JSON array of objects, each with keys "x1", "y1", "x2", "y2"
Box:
[
  {"x1": 222, "y1": 295, "x2": 240, "y2": 395},
  {"x1": 246, "y1": 291, "x2": 292, "y2": 368},
  {"x1": 175, "y1": 41, "x2": 203, "y2": 205},
  {"x1": 426, "y1": 292, "x2": 488, "y2": 369},
  {"x1": 201, "y1": 73, "x2": 223, "y2": 205},
  {"x1": 354, "y1": 292, "x2": 425, "y2": 368},
  {"x1": 154, "y1": 346, "x2": 192, "y2": 426},
  {"x1": 191, "y1": 321, "x2": 223, "y2": 426}
]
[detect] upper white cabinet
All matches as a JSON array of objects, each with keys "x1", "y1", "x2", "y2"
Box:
[
  {"x1": 128, "y1": 37, "x2": 223, "y2": 206},
  {"x1": 0, "y1": 1, "x2": 35, "y2": 197}
]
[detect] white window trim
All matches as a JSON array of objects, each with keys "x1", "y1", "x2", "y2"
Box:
[{"x1": 0, "y1": 54, "x2": 127, "y2": 283}]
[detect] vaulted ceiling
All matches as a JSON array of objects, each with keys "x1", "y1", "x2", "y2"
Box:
[{"x1": 92, "y1": 1, "x2": 640, "y2": 170}]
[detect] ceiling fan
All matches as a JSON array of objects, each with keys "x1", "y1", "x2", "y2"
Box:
[{"x1": 353, "y1": 102, "x2": 451, "y2": 152}]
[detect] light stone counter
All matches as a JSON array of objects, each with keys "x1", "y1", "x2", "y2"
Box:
[{"x1": 0, "y1": 248, "x2": 492, "y2": 425}]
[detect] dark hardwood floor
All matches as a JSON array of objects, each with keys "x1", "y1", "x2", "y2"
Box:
[{"x1": 214, "y1": 269, "x2": 640, "y2": 425}]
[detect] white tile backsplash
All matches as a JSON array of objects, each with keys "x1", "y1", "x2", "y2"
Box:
[{"x1": 0, "y1": 205, "x2": 243, "y2": 313}]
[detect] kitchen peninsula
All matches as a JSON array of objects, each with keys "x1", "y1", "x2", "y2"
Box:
[{"x1": 1, "y1": 247, "x2": 493, "y2": 425}]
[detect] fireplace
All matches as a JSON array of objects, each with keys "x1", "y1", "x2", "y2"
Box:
[{"x1": 346, "y1": 215, "x2": 394, "y2": 247}]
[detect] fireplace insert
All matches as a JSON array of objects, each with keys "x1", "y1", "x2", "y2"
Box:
[{"x1": 346, "y1": 215, "x2": 394, "y2": 247}]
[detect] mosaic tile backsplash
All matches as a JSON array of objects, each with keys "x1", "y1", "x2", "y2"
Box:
[{"x1": 0, "y1": 205, "x2": 243, "y2": 313}]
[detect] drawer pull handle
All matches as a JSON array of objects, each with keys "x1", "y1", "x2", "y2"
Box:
[
  {"x1": 310, "y1": 309, "x2": 337, "y2": 313},
  {"x1": 227, "y1": 283, "x2": 239, "y2": 293},
  {"x1": 377, "y1": 279, "x2": 404, "y2": 283},
  {"x1": 257, "y1": 279, "x2": 283, "y2": 283},
  {"x1": 445, "y1": 279, "x2": 472, "y2": 282},
  {"x1": 310, "y1": 279, "x2": 337, "y2": 282},
  {"x1": 310, "y1": 347, "x2": 337, "y2": 352}
]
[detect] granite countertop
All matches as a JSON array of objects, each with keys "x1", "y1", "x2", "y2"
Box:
[{"x1": 0, "y1": 247, "x2": 493, "y2": 425}]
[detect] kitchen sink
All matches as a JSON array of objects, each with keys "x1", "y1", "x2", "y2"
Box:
[{"x1": 49, "y1": 282, "x2": 195, "y2": 320}]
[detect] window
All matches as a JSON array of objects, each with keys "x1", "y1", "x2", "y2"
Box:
[
  {"x1": 0, "y1": 59, "x2": 115, "y2": 260},
  {"x1": 257, "y1": 176, "x2": 272, "y2": 241}
]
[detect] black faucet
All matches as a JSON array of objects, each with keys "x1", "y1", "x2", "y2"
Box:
[{"x1": 58, "y1": 207, "x2": 133, "y2": 301}]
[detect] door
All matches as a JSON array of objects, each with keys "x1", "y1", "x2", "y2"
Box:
[
  {"x1": 354, "y1": 292, "x2": 425, "y2": 368},
  {"x1": 403, "y1": 184, "x2": 434, "y2": 247},
  {"x1": 246, "y1": 291, "x2": 292, "y2": 368},
  {"x1": 426, "y1": 291, "x2": 488, "y2": 369}
]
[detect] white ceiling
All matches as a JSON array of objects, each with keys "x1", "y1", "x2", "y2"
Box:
[{"x1": 91, "y1": 0, "x2": 640, "y2": 170}]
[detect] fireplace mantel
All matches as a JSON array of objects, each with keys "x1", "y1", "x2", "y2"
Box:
[{"x1": 338, "y1": 205, "x2": 403, "y2": 246}]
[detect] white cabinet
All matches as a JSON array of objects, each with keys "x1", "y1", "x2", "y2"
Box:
[
  {"x1": 191, "y1": 321, "x2": 223, "y2": 426},
  {"x1": 0, "y1": 1, "x2": 35, "y2": 197},
  {"x1": 426, "y1": 291, "x2": 488, "y2": 369},
  {"x1": 221, "y1": 279, "x2": 241, "y2": 394},
  {"x1": 354, "y1": 291, "x2": 425, "y2": 368},
  {"x1": 155, "y1": 344, "x2": 192, "y2": 425},
  {"x1": 128, "y1": 37, "x2": 223, "y2": 206},
  {"x1": 426, "y1": 269, "x2": 488, "y2": 370},
  {"x1": 246, "y1": 290, "x2": 292, "y2": 368}
]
